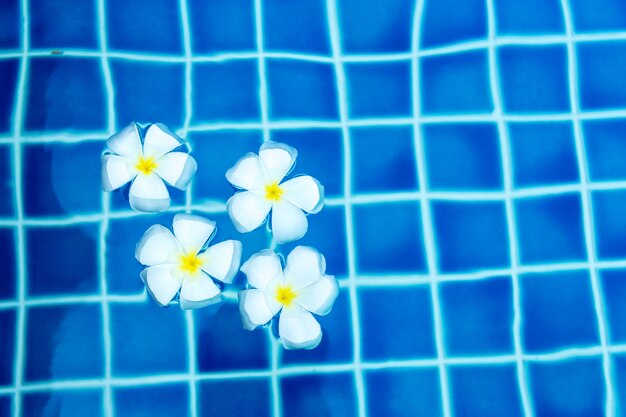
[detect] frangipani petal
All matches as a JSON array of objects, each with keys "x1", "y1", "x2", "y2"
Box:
[
  {"x1": 129, "y1": 173, "x2": 170, "y2": 212},
  {"x1": 297, "y1": 275, "x2": 339, "y2": 316},
  {"x1": 143, "y1": 123, "x2": 183, "y2": 159},
  {"x1": 106, "y1": 123, "x2": 142, "y2": 159},
  {"x1": 198, "y1": 240, "x2": 242, "y2": 284},
  {"x1": 271, "y1": 200, "x2": 307, "y2": 244},
  {"x1": 282, "y1": 175, "x2": 324, "y2": 214},
  {"x1": 179, "y1": 274, "x2": 222, "y2": 310},
  {"x1": 284, "y1": 246, "x2": 326, "y2": 290},
  {"x1": 141, "y1": 265, "x2": 182, "y2": 307},
  {"x1": 225, "y1": 153, "x2": 266, "y2": 191},
  {"x1": 227, "y1": 191, "x2": 272, "y2": 233},
  {"x1": 155, "y1": 152, "x2": 197, "y2": 190},
  {"x1": 135, "y1": 225, "x2": 181, "y2": 266},
  {"x1": 101, "y1": 154, "x2": 137, "y2": 192},
  {"x1": 240, "y1": 249, "x2": 283, "y2": 290},
  {"x1": 279, "y1": 305, "x2": 322, "y2": 350},
  {"x1": 173, "y1": 214, "x2": 216, "y2": 255},
  {"x1": 259, "y1": 141, "x2": 297, "y2": 183},
  {"x1": 239, "y1": 289, "x2": 278, "y2": 330}
]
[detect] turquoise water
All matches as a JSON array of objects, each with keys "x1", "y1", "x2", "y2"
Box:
[{"x1": 3, "y1": 0, "x2": 626, "y2": 416}]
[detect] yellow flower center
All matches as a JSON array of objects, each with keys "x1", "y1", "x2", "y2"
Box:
[
  {"x1": 179, "y1": 253, "x2": 202, "y2": 275},
  {"x1": 265, "y1": 182, "x2": 283, "y2": 202},
  {"x1": 275, "y1": 285, "x2": 297, "y2": 307},
  {"x1": 136, "y1": 156, "x2": 157, "y2": 175}
]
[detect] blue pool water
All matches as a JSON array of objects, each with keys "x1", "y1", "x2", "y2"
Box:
[{"x1": 3, "y1": 0, "x2": 626, "y2": 416}]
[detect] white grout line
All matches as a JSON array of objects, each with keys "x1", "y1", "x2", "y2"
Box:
[
  {"x1": 485, "y1": 0, "x2": 533, "y2": 415},
  {"x1": 410, "y1": 1, "x2": 451, "y2": 416},
  {"x1": 559, "y1": 1, "x2": 615, "y2": 415}
]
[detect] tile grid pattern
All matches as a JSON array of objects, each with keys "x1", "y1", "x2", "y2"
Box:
[{"x1": 3, "y1": 0, "x2": 626, "y2": 416}]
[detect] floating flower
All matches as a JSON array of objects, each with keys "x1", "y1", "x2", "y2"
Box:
[
  {"x1": 135, "y1": 213, "x2": 242, "y2": 310},
  {"x1": 238, "y1": 246, "x2": 338, "y2": 349},
  {"x1": 102, "y1": 122, "x2": 197, "y2": 212},
  {"x1": 225, "y1": 141, "x2": 324, "y2": 244}
]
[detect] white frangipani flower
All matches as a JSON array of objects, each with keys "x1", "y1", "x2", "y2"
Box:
[
  {"x1": 102, "y1": 122, "x2": 197, "y2": 212},
  {"x1": 225, "y1": 141, "x2": 324, "y2": 244},
  {"x1": 238, "y1": 246, "x2": 339, "y2": 349},
  {"x1": 136, "y1": 213, "x2": 242, "y2": 310}
]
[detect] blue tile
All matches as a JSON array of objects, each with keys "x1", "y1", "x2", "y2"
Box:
[
  {"x1": 423, "y1": 123, "x2": 502, "y2": 191},
  {"x1": 440, "y1": 277, "x2": 514, "y2": 356},
  {"x1": 0, "y1": 60, "x2": 19, "y2": 134},
  {"x1": 111, "y1": 60, "x2": 185, "y2": 130},
  {"x1": 25, "y1": 304, "x2": 104, "y2": 381},
  {"x1": 195, "y1": 302, "x2": 269, "y2": 372},
  {"x1": 593, "y1": 190, "x2": 626, "y2": 259},
  {"x1": 22, "y1": 389, "x2": 103, "y2": 417},
  {"x1": 0, "y1": 228, "x2": 16, "y2": 300},
  {"x1": 187, "y1": 0, "x2": 255, "y2": 53},
  {"x1": 498, "y1": 45, "x2": 570, "y2": 113},
  {"x1": 509, "y1": 121, "x2": 579, "y2": 188},
  {"x1": 528, "y1": 358, "x2": 605, "y2": 417},
  {"x1": 190, "y1": 130, "x2": 262, "y2": 202},
  {"x1": 584, "y1": 119, "x2": 626, "y2": 181},
  {"x1": 0, "y1": 396, "x2": 10, "y2": 417},
  {"x1": 494, "y1": 0, "x2": 564, "y2": 34},
  {"x1": 106, "y1": 0, "x2": 182, "y2": 53},
  {"x1": 0, "y1": 145, "x2": 15, "y2": 217},
  {"x1": 199, "y1": 379, "x2": 271, "y2": 417},
  {"x1": 614, "y1": 354, "x2": 626, "y2": 416},
  {"x1": 29, "y1": 0, "x2": 97, "y2": 48},
  {"x1": 113, "y1": 384, "x2": 189, "y2": 417},
  {"x1": 270, "y1": 128, "x2": 344, "y2": 197},
  {"x1": 421, "y1": 51, "x2": 493, "y2": 115},
  {"x1": 353, "y1": 202, "x2": 427, "y2": 274},
  {"x1": 278, "y1": 206, "x2": 348, "y2": 277},
  {"x1": 281, "y1": 289, "x2": 353, "y2": 365},
  {"x1": 110, "y1": 301, "x2": 187, "y2": 376},
  {"x1": 570, "y1": 0, "x2": 626, "y2": 32},
  {"x1": 266, "y1": 59, "x2": 338, "y2": 120},
  {"x1": 0, "y1": 0, "x2": 20, "y2": 49},
  {"x1": 26, "y1": 224, "x2": 98, "y2": 296},
  {"x1": 432, "y1": 201, "x2": 510, "y2": 273},
  {"x1": 192, "y1": 60, "x2": 260, "y2": 123},
  {"x1": 345, "y1": 62, "x2": 411, "y2": 118},
  {"x1": 365, "y1": 368, "x2": 441, "y2": 417},
  {"x1": 337, "y1": 0, "x2": 411, "y2": 53},
  {"x1": 263, "y1": 0, "x2": 330, "y2": 54},
  {"x1": 359, "y1": 286, "x2": 436, "y2": 361},
  {"x1": 23, "y1": 142, "x2": 102, "y2": 216},
  {"x1": 600, "y1": 269, "x2": 626, "y2": 344},
  {"x1": 281, "y1": 373, "x2": 357, "y2": 417},
  {"x1": 521, "y1": 270, "x2": 599, "y2": 353},
  {"x1": 449, "y1": 365, "x2": 524, "y2": 417},
  {"x1": 25, "y1": 58, "x2": 106, "y2": 132},
  {"x1": 421, "y1": 0, "x2": 486, "y2": 48},
  {"x1": 0, "y1": 309, "x2": 16, "y2": 386},
  {"x1": 351, "y1": 126, "x2": 417, "y2": 193},
  {"x1": 514, "y1": 194, "x2": 586, "y2": 264},
  {"x1": 578, "y1": 41, "x2": 626, "y2": 110}
]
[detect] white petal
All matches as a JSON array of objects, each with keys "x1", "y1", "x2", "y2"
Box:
[
  {"x1": 271, "y1": 200, "x2": 308, "y2": 244},
  {"x1": 282, "y1": 175, "x2": 324, "y2": 214},
  {"x1": 198, "y1": 240, "x2": 242, "y2": 284},
  {"x1": 227, "y1": 191, "x2": 272, "y2": 233},
  {"x1": 240, "y1": 249, "x2": 283, "y2": 290},
  {"x1": 284, "y1": 246, "x2": 326, "y2": 290},
  {"x1": 278, "y1": 305, "x2": 322, "y2": 350},
  {"x1": 140, "y1": 265, "x2": 182, "y2": 307},
  {"x1": 225, "y1": 153, "x2": 267, "y2": 191},
  {"x1": 179, "y1": 274, "x2": 222, "y2": 310},
  {"x1": 143, "y1": 123, "x2": 184, "y2": 159},
  {"x1": 297, "y1": 275, "x2": 339, "y2": 316},
  {"x1": 101, "y1": 154, "x2": 138, "y2": 191},
  {"x1": 135, "y1": 224, "x2": 182, "y2": 266},
  {"x1": 129, "y1": 173, "x2": 171, "y2": 212},
  {"x1": 259, "y1": 141, "x2": 297, "y2": 183},
  {"x1": 155, "y1": 152, "x2": 197, "y2": 190},
  {"x1": 173, "y1": 213, "x2": 216, "y2": 254},
  {"x1": 239, "y1": 289, "x2": 279, "y2": 330},
  {"x1": 106, "y1": 123, "x2": 142, "y2": 159}
]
